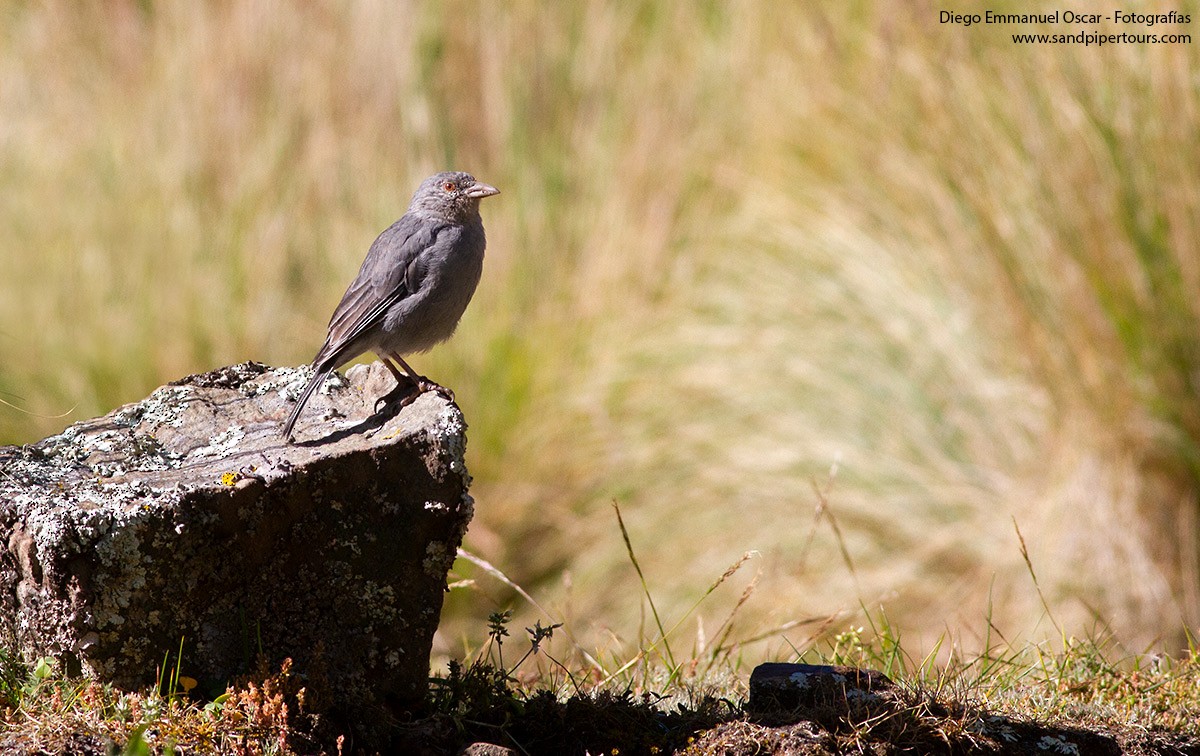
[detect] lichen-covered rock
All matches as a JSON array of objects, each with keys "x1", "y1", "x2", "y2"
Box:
[{"x1": 0, "y1": 361, "x2": 473, "y2": 725}]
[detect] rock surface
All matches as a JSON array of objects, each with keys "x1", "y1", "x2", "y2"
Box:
[
  {"x1": 747, "y1": 662, "x2": 896, "y2": 716},
  {"x1": 742, "y1": 662, "x2": 1132, "y2": 755},
  {"x1": 0, "y1": 361, "x2": 473, "y2": 725}
]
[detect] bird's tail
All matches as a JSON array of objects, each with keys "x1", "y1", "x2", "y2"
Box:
[{"x1": 282, "y1": 366, "x2": 332, "y2": 441}]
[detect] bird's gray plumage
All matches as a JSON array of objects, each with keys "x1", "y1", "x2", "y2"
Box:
[{"x1": 282, "y1": 171, "x2": 498, "y2": 440}]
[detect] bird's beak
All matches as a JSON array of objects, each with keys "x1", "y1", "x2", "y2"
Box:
[{"x1": 465, "y1": 181, "x2": 500, "y2": 199}]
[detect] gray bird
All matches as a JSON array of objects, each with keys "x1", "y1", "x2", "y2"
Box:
[{"x1": 282, "y1": 171, "x2": 499, "y2": 441}]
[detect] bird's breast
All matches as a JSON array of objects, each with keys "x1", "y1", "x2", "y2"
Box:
[{"x1": 379, "y1": 223, "x2": 485, "y2": 354}]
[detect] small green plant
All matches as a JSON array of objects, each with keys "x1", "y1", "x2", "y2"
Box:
[
  {"x1": 119, "y1": 725, "x2": 150, "y2": 756},
  {"x1": 430, "y1": 609, "x2": 566, "y2": 729}
]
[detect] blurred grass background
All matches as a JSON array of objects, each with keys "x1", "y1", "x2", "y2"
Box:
[{"x1": 1, "y1": 0, "x2": 1198, "y2": 660}]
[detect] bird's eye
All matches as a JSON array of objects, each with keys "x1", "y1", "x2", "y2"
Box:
[{"x1": 443, "y1": 182, "x2": 456, "y2": 192}]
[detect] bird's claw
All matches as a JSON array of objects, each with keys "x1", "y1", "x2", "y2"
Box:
[
  {"x1": 416, "y1": 379, "x2": 454, "y2": 402},
  {"x1": 373, "y1": 376, "x2": 454, "y2": 416}
]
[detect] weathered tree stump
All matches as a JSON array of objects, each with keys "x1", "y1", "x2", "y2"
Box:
[{"x1": 0, "y1": 361, "x2": 473, "y2": 733}]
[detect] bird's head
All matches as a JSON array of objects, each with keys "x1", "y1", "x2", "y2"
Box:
[{"x1": 409, "y1": 171, "x2": 500, "y2": 223}]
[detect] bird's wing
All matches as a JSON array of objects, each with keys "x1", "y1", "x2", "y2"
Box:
[{"x1": 313, "y1": 216, "x2": 448, "y2": 368}]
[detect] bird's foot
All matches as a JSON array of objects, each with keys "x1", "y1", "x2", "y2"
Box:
[
  {"x1": 372, "y1": 376, "x2": 454, "y2": 415},
  {"x1": 414, "y1": 377, "x2": 455, "y2": 403},
  {"x1": 374, "y1": 382, "x2": 420, "y2": 413}
]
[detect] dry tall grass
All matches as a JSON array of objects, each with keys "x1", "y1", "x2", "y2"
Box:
[{"x1": 1, "y1": 1, "x2": 1197, "y2": 661}]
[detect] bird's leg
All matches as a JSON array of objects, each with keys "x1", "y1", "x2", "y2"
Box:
[
  {"x1": 373, "y1": 355, "x2": 421, "y2": 412},
  {"x1": 382, "y1": 358, "x2": 416, "y2": 388},
  {"x1": 391, "y1": 352, "x2": 455, "y2": 402},
  {"x1": 372, "y1": 352, "x2": 455, "y2": 413}
]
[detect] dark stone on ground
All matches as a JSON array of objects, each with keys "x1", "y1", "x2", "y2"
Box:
[
  {"x1": 748, "y1": 662, "x2": 896, "y2": 720},
  {"x1": 0, "y1": 361, "x2": 474, "y2": 745},
  {"x1": 743, "y1": 662, "x2": 1159, "y2": 755}
]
